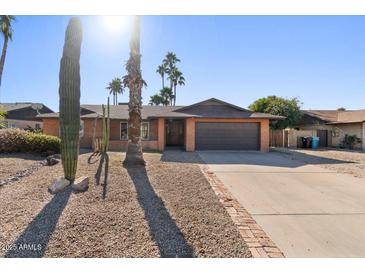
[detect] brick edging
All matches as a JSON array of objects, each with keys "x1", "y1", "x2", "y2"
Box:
[{"x1": 200, "y1": 165, "x2": 285, "y2": 258}]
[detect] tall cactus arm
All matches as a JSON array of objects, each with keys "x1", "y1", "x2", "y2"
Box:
[{"x1": 59, "y1": 17, "x2": 83, "y2": 182}]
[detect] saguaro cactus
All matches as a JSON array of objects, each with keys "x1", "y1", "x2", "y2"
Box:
[{"x1": 59, "y1": 17, "x2": 83, "y2": 182}]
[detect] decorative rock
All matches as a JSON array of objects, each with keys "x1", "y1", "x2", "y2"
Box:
[
  {"x1": 49, "y1": 177, "x2": 70, "y2": 194},
  {"x1": 46, "y1": 154, "x2": 61, "y2": 166},
  {"x1": 71, "y1": 176, "x2": 89, "y2": 192}
]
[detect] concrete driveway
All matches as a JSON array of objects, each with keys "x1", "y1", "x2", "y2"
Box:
[{"x1": 198, "y1": 151, "x2": 365, "y2": 257}]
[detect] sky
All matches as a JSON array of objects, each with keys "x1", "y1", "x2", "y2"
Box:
[{"x1": 1, "y1": 15, "x2": 365, "y2": 111}]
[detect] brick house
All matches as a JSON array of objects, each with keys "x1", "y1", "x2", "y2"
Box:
[{"x1": 38, "y1": 98, "x2": 284, "y2": 152}]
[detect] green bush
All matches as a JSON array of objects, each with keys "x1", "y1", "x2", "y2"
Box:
[
  {"x1": 341, "y1": 134, "x2": 362, "y2": 150},
  {"x1": 0, "y1": 128, "x2": 60, "y2": 154}
]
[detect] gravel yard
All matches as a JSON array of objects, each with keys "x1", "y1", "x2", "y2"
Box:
[
  {"x1": 0, "y1": 153, "x2": 45, "y2": 180},
  {"x1": 275, "y1": 148, "x2": 365, "y2": 178},
  {"x1": 0, "y1": 151, "x2": 250, "y2": 258}
]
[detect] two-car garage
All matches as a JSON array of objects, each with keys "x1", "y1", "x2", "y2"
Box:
[{"x1": 195, "y1": 122, "x2": 260, "y2": 150}]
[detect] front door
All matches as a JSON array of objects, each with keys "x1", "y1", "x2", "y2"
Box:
[
  {"x1": 166, "y1": 120, "x2": 184, "y2": 146},
  {"x1": 316, "y1": 129, "x2": 328, "y2": 147}
]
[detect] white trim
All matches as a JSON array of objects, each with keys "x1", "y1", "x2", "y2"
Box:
[
  {"x1": 141, "y1": 121, "x2": 150, "y2": 140},
  {"x1": 119, "y1": 121, "x2": 150, "y2": 141},
  {"x1": 120, "y1": 121, "x2": 128, "y2": 140}
]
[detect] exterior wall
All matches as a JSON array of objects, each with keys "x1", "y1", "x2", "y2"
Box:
[
  {"x1": 288, "y1": 123, "x2": 364, "y2": 150},
  {"x1": 43, "y1": 117, "x2": 271, "y2": 152},
  {"x1": 42, "y1": 117, "x2": 160, "y2": 150},
  {"x1": 109, "y1": 140, "x2": 159, "y2": 151},
  {"x1": 80, "y1": 118, "x2": 102, "y2": 148},
  {"x1": 186, "y1": 118, "x2": 270, "y2": 152},
  {"x1": 42, "y1": 118, "x2": 59, "y2": 136},
  {"x1": 260, "y1": 119, "x2": 270, "y2": 152},
  {"x1": 332, "y1": 123, "x2": 363, "y2": 149},
  {"x1": 185, "y1": 118, "x2": 195, "y2": 151},
  {"x1": 4, "y1": 119, "x2": 43, "y2": 130},
  {"x1": 286, "y1": 129, "x2": 316, "y2": 148},
  {"x1": 157, "y1": 118, "x2": 165, "y2": 151}
]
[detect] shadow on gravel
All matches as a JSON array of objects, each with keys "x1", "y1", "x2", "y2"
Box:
[
  {"x1": 94, "y1": 153, "x2": 109, "y2": 199},
  {"x1": 126, "y1": 166, "x2": 194, "y2": 258},
  {"x1": 5, "y1": 187, "x2": 72, "y2": 258}
]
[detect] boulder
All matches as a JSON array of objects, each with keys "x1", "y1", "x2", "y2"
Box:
[
  {"x1": 49, "y1": 177, "x2": 70, "y2": 194},
  {"x1": 46, "y1": 154, "x2": 61, "y2": 166},
  {"x1": 71, "y1": 176, "x2": 89, "y2": 192}
]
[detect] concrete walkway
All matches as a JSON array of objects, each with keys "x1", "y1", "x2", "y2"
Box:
[{"x1": 198, "y1": 151, "x2": 365, "y2": 257}]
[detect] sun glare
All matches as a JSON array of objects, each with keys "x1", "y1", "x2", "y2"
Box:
[{"x1": 102, "y1": 16, "x2": 129, "y2": 33}]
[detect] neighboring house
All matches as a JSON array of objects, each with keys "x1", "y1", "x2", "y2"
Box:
[
  {"x1": 0, "y1": 102, "x2": 54, "y2": 130},
  {"x1": 38, "y1": 98, "x2": 284, "y2": 152},
  {"x1": 286, "y1": 109, "x2": 365, "y2": 150}
]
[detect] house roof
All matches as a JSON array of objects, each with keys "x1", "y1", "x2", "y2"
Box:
[
  {"x1": 301, "y1": 110, "x2": 339, "y2": 123},
  {"x1": 0, "y1": 102, "x2": 53, "y2": 113},
  {"x1": 38, "y1": 98, "x2": 285, "y2": 120},
  {"x1": 300, "y1": 109, "x2": 365, "y2": 125}
]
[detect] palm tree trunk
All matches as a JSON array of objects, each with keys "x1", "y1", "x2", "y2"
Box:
[
  {"x1": 123, "y1": 16, "x2": 145, "y2": 166},
  {"x1": 162, "y1": 75, "x2": 164, "y2": 88},
  {"x1": 173, "y1": 85, "x2": 177, "y2": 106},
  {"x1": 0, "y1": 36, "x2": 9, "y2": 91},
  {"x1": 115, "y1": 93, "x2": 118, "y2": 105}
]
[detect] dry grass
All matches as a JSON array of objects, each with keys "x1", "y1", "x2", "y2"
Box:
[{"x1": 0, "y1": 151, "x2": 250, "y2": 258}]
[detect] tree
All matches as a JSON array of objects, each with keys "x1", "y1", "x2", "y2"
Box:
[
  {"x1": 149, "y1": 87, "x2": 174, "y2": 106},
  {"x1": 249, "y1": 96, "x2": 301, "y2": 129},
  {"x1": 337, "y1": 107, "x2": 346, "y2": 111},
  {"x1": 0, "y1": 108, "x2": 6, "y2": 128},
  {"x1": 0, "y1": 15, "x2": 15, "y2": 93},
  {"x1": 149, "y1": 94, "x2": 163, "y2": 106},
  {"x1": 122, "y1": 16, "x2": 146, "y2": 166},
  {"x1": 168, "y1": 67, "x2": 185, "y2": 106},
  {"x1": 163, "y1": 52, "x2": 180, "y2": 90},
  {"x1": 106, "y1": 78, "x2": 123, "y2": 105},
  {"x1": 156, "y1": 64, "x2": 166, "y2": 89}
]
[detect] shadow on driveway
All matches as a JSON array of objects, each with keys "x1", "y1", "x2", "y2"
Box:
[
  {"x1": 126, "y1": 166, "x2": 194, "y2": 258},
  {"x1": 161, "y1": 150, "x2": 354, "y2": 168}
]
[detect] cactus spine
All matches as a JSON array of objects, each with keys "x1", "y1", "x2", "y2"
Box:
[
  {"x1": 58, "y1": 17, "x2": 83, "y2": 182},
  {"x1": 102, "y1": 97, "x2": 110, "y2": 154}
]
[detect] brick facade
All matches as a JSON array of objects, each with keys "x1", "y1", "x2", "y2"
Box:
[
  {"x1": 42, "y1": 117, "x2": 160, "y2": 150},
  {"x1": 42, "y1": 117, "x2": 271, "y2": 152}
]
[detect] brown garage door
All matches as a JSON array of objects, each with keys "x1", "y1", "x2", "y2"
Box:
[{"x1": 195, "y1": 122, "x2": 260, "y2": 150}]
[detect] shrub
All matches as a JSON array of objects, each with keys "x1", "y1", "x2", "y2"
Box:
[
  {"x1": 341, "y1": 134, "x2": 362, "y2": 150},
  {"x1": 0, "y1": 128, "x2": 60, "y2": 154}
]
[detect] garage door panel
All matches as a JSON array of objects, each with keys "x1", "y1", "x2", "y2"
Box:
[{"x1": 195, "y1": 122, "x2": 260, "y2": 150}]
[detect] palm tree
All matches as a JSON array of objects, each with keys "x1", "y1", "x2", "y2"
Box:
[
  {"x1": 0, "y1": 15, "x2": 15, "y2": 94},
  {"x1": 106, "y1": 78, "x2": 123, "y2": 105},
  {"x1": 122, "y1": 16, "x2": 146, "y2": 166},
  {"x1": 159, "y1": 87, "x2": 174, "y2": 106},
  {"x1": 168, "y1": 67, "x2": 185, "y2": 106},
  {"x1": 149, "y1": 94, "x2": 162, "y2": 106},
  {"x1": 163, "y1": 52, "x2": 180, "y2": 89},
  {"x1": 156, "y1": 64, "x2": 166, "y2": 88}
]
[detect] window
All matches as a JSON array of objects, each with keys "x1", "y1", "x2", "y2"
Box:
[
  {"x1": 120, "y1": 122, "x2": 128, "y2": 140},
  {"x1": 141, "y1": 122, "x2": 149, "y2": 140},
  {"x1": 79, "y1": 120, "x2": 84, "y2": 138},
  {"x1": 35, "y1": 123, "x2": 41, "y2": 130},
  {"x1": 120, "y1": 122, "x2": 149, "y2": 140}
]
